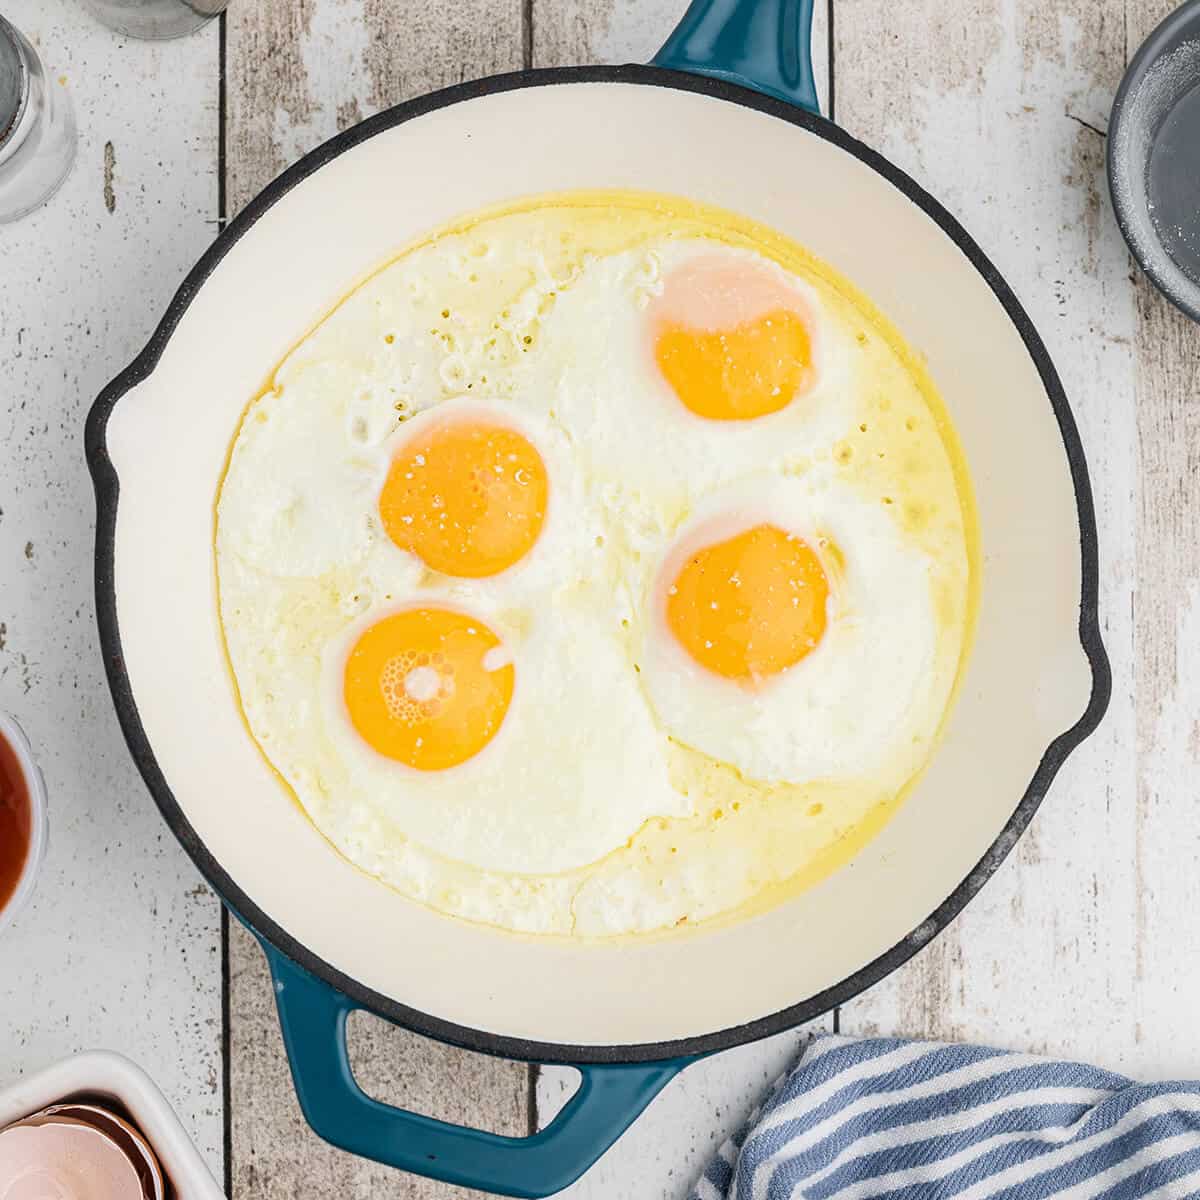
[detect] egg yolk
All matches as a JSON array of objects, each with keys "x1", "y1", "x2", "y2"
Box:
[
  {"x1": 343, "y1": 607, "x2": 514, "y2": 771},
  {"x1": 666, "y1": 524, "x2": 829, "y2": 684},
  {"x1": 379, "y1": 418, "x2": 548, "y2": 577},
  {"x1": 655, "y1": 310, "x2": 813, "y2": 421}
]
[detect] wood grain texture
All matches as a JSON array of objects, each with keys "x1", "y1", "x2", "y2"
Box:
[
  {"x1": 223, "y1": 3, "x2": 529, "y2": 1196},
  {"x1": 224, "y1": 0, "x2": 526, "y2": 215},
  {"x1": 832, "y1": 0, "x2": 1200, "y2": 1080},
  {"x1": 531, "y1": 0, "x2": 689, "y2": 68},
  {"x1": 537, "y1": 1028, "x2": 833, "y2": 1200},
  {"x1": 530, "y1": 0, "x2": 830, "y2": 112},
  {"x1": 0, "y1": 0, "x2": 224, "y2": 1178},
  {"x1": 228, "y1": 926, "x2": 530, "y2": 1199}
]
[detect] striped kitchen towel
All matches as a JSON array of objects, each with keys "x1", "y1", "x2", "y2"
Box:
[{"x1": 691, "y1": 1035, "x2": 1200, "y2": 1200}]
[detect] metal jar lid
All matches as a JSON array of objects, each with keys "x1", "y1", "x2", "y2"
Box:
[{"x1": 0, "y1": 16, "x2": 28, "y2": 150}]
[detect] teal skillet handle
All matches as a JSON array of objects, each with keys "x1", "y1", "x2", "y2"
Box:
[
  {"x1": 653, "y1": 0, "x2": 820, "y2": 115},
  {"x1": 262, "y1": 942, "x2": 693, "y2": 1199}
]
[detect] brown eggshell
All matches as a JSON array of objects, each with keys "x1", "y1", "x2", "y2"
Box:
[
  {"x1": 42, "y1": 1105, "x2": 165, "y2": 1200},
  {"x1": 0, "y1": 1118, "x2": 147, "y2": 1199}
]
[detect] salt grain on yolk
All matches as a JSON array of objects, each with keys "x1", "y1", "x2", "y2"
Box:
[
  {"x1": 344, "y1": 607, "x2": 514, "y2": 771},
  {"x1": 379, "y1": 418, "x2": 548, "y2": 577},
  {"x1": 655, "y1": 310, "x2": 812, "y2": 421},
  {"x1": 666, "y1": 524, "x2": 829, "y2": 684}
]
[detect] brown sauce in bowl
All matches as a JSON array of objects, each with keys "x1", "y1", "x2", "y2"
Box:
[{"x1": 0, "y1": 730, "x2": 31, "y2": 912}]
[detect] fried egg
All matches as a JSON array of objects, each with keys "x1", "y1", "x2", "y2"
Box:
[
  {"x1": 220, "y1": 394, "x2": 682, "y2": 880},
  {"x1": 215, "y1": 192, "x2": 977, "y2": 938},
  {"x1": 525, "y1": 240, "x2": 854, "y2": 526},
  {"x1": 641, "y1": 475, "x2": 943, "y2": 785},
  {"x1": 322, "y1": 596, "x2": 682, "y2": 876}
]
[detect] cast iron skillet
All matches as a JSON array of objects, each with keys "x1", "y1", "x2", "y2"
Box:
[{"x1": 87, "y1": 0, "x2": 1111, "y2": 1194}]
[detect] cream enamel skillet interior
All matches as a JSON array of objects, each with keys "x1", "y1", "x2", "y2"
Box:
[{"x1": 86, "y1": 1, "x2": 1109, "y2": 1195}]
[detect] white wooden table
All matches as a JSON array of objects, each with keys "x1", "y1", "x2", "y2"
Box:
[{"x1": 1, "y1": 1, "x2": 1196, "y2": 1196}]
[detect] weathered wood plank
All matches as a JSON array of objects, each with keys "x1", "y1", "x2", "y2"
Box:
[
  {"x1": 528, "y1": 5, "x2": 833, "y2": 1197},
  {"x1": 228, "y1": 927, "x2": 530, "y2": 1199},
  {"x1": 531, "y1": 0, "x2": 830, "y2": 113},
  {"x1": 537, "y1": 1029, "x2": 821, "y2": 1200},
  {"x1": 225, "y1": 0, "x2": 527, "y2": 215},
  {"x1": 531, "y1": 0, "x2": 687, "y2": 69},
  {"x1": 0, "y1": 0, "x2": 224, "y2": 1179},
  {"x1": 833, "y1": 0, "x2": 1172, "y2": 1075},
  {"x1": 1127, "y1": 0, "x2": 1200, "y2": 1078},
  {"x1": 223, "y1": 3, "x2": 529, "y2": 1195}
]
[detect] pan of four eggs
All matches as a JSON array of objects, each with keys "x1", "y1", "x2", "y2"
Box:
[{"x1": 216, "y1": 204, "x2": 972, "y2": 938}]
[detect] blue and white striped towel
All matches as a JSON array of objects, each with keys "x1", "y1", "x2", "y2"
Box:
[{"x1": 691, "y1": 1035, "x2": 1200, "y2": 1200}]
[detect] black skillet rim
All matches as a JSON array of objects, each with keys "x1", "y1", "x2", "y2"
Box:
[
  {"x1": 86, "y1": 63, "x2": 1112, "y2": 1068},
  {"x1": 1107, "y1": 0, "x2": 1200, "y2": 323}
]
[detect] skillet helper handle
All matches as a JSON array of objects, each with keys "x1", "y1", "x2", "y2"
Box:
[
  {"x1": 263, "y1": 944, "x2": 689, "y2": 1199},
  {"x1": 653, "y1": 0, "x2": 820, "y2": 115}
]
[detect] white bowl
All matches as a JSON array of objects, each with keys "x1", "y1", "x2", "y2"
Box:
[
  {"x1": 0, "y1": 1051, "x2": 224, "y2": 1199},
  {"x1": 0, "y1": 711, "x2": 48, "y2": 936}
]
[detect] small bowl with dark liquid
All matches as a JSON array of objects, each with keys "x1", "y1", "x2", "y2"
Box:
[{"x1": 0, "y1": 710, "x2": 47, "y2": 934}]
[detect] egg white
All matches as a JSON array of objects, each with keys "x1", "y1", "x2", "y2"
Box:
[
  {"x1": 321, "y1": 595, "x2": 681, "y2": 876},
  {"x1": 518, "y1": 240, "x2": 856, "y2": 528},
  {"x1": 220, "y1": 381, "x2": 691, "y2": 873},
  {"x1": 216, "y1": 197, "x2": 974, "y2": 938},
  {"x1": 220, "y1": 389, "x2": 688, "y2": 880},
  {"x1": 640, "y1": 473, "x2": 943, "y2": 786}
]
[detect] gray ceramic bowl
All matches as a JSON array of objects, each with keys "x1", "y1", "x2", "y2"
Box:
[{"x1": 1109, "y1": 0, "x2": 1200, "y2": 321}]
